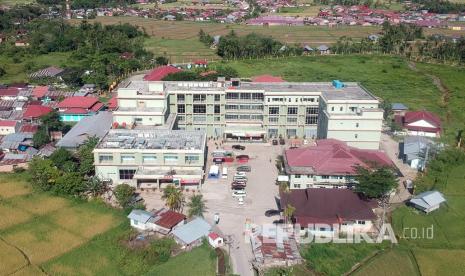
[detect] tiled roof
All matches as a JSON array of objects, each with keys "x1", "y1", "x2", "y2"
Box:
[
  {"x1": 107, "y1": 96, "x2": 118, "y2": 110},
  {"x1": 23, "y1": 105, "x2": 53, "y2": 119},
  {"x1": 57, "y1": 96, "x2": 99, "y2": 109},
  {"x1": 284, "y1": 139, "x2": 392, "y2": 175},
  {"x1": 143, "y1": 66, "x2": 182, "y2": 81},
  {"x1": 404, "y1": 111, "x2": 441, "y2": 132},
  {"x1": 19, "y1": 124, "x2": 39, "y2": 133},
  {"x1": 280, "y1": 188, "x2": 376, "y2": 224},
  {"x1": 63, "y1": 108, "x2": 88, "y2": 114},
  {"x1": 0, "y1": 88, "x2": 20, "y2": 97},
  {"x1": 0, "y1": 120, "x2": 18, "y2": 127},
  {"x1": 32, "y1": 86, "x2": 49, "y2": 98},
  {"x1": 151, "y1": 209, "x2": 186, "y2": 229}
]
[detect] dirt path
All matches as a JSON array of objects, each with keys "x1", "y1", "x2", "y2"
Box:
[{"x1": 408, "y1": 61, "x2": 451, "y2": 122}]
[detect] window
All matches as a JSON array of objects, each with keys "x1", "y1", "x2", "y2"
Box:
[
  {"x1": 295, "y1": 174, "x2": 301, "y2": 178},
  {"x1": 185, "y1": 154, "x2": 200, "y2": 163},
  {"x1": 287, "y1": 117, "x2": 297, "y2": 123},
  {"x1": 356, "y1": 123, "x2": 359, "y2": 128},
  {"x1": 193, "y1": 115, "x2": 206, "y2": 122},
  {"x1": 214, "y1": 105, "x2": 221, "y2": 114},
  {"x1": 251, "y1": 93, "x2": 264, "y2": 100},
  {"x1": 214, "y1": 116, "x2": 221, "y2": 122},
  {"x1": 177, "y1": 115, "x2": 185, "y2": 122},
  {"x1": 119, "y1": 169, "x2": 136, "y2": 180},
  {"x1": 225, "y1": 104, "x2": 237, "y2": 110},
  {"x1": 164, "y1": 155, "x2": 178, "y2": 164},
  {"x1": 355, "y1": 134, "x2": 358, "y2": 139},
  {"x1": 135, "y1": 118, "x2": 142, "y2": 122},
  {"x1": 226, "y1": 92, "x2": 238, "y2": 100},
  {"x1": 239, "y1": 93, "x2": 251, "y2": 100},
  {"x1": 357, "y1": 221, "x2": 366, "y2": 225},
  {"x1": 269, "y1": 107, "x2": 279, "y2": 115},
  {"x1": 142, "y1": 155, "x2": 157, "y2": 163},
  {"x1": 177, "y1": 104, "x2": 185, "y2": 114},
  {"x1": 225, "y1": 114, "x2": 238, "y2": 120},
  {"x1": 193, "y1": 104, "x2": 206, "y2": 114},
  {"x1": 286, "y1": 129, "x2": 297, "y2": 137},
  {"x1": 269, "y1": 117, "x2": 279, "y2": 123},
  {"x1": 350, "y1": 106, "x2": 357, "y2": 112},
  {"x1": 305, "y1": 116, "x2": 318, "y2": 125},
  {"x1": 193, "y1": 94, "x2": 206, "y2": 102},
  {"x1": 331, "y1": 107, "x2": 335, "y2": 111},
  {"x1": 268, "y1": 128, "x2": 278, "y2": 137},
  {"x1": 99, "y1": 155, "x2": 113, "y2": 163},
  {"x1": 306, "y1": 107, "x2": 319, "y2": 114},
  {"x1": 322, "y1": 175, "x2": 329, "y2": 179},
  {"x1": 294, "y1": 184, "x2": 301, "y2": 188},
  {"x1": 287, "y1": 106, "x2": 298, "y2": 115},
  {"x1": 340, "y1": 106, "x2": 343, "y2": 111},
  {"x1": 121, "y1": 155, "x2": 135, "y2": 163},
  {"x1": 251, "y1": 115, "x2": 263, "y2": 120},
  {"x1": 177, "y1": 94, "x2": 185, "y2": 102},
  {"x1": 214, "y1": 94, "x2": 221, "y2": 101}
]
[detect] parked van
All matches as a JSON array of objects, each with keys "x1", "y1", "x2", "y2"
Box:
[{"x1": 222, "y1": 167, "x2": 228, "y2": 179}]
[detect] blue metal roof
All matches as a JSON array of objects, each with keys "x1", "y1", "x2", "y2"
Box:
[
  {"x1": 172, "y1": 217, "x2": 211, "y2": 244},
  {"x1": 127, "y1": 209, "x2": 152, "y2": 224},
  {"x1": 391, "y1": 103, "x2": 408, "y2": 110}
]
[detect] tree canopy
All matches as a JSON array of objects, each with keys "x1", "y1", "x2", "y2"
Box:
[{"x1": 355, "y1": 166, "x2": 398, "y2": 198}]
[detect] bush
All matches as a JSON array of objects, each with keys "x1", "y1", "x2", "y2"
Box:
[{"x1": 144, "y1": 238, "x2": 176, "y2": 264}]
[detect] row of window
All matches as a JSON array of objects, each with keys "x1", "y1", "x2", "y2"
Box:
[
  {"x1": 225, "y1": 104, "x2": 263, "y2": 110},
  {"x1": 100, "y1": 154, "x2": 200, "y2": 164},
  {"x1": 267, "y1": 97, "x2": 318, "y2": 103},
  {"x1": 225, "y1": 114, "x2": 263, "y2": 121},
  {"x1": 177, "y1": 94, "x2": 222, "y2": 102},
  {"x1": 268, "y1": 106, "x2": 319, "y2": 115},
  {"x1": 225, "y1": 92, "x2": 264, "y2": 100},
  {"x1": 177, "y1": 104, "x2": 221, "y2": 114}
]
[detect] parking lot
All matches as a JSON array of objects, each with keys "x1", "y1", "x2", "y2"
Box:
[{"x1": 202, "y1": 141, "x2": 284, "y2": 276}]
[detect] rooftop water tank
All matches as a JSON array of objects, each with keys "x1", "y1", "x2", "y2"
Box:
[{"x1": 332, "y1": 80, "x2": 344, "y2": 89}]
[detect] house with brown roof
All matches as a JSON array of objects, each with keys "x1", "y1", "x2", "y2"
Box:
[
  {"x1": 283, "y1": 139, "x2": 393, "y2": 189},
  {"x1": 280, "y1": 188, "x2": 377, "y2": 236},
  {"x1": 127, "y1": 208, "x2": 186, "y2": 234},
  {"x1": 57, "y1": 96, "x2": 104, "y2": 122}
]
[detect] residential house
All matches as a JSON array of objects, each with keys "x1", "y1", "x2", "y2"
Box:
[
  {"x1": 409, "y1": 191, "x2": 446, "y2": 213},
  {"x1": 317, "y1": 45, "x2": 330, "y2": 55},
  {"x1": 280, "y1": 188, "x2": 377, "y2": 236},
  {"x1": 303, "y1": 45, "x2": 314, "y2": 54},
  {"x1": 0, "y1": 120, "x2": 19, "y2": 135},
  {"x1": 143, "y1": 66, "x2": 182, "y2": 81},
  {"x1": 57, "y1": 112, "x2": 112, "y2": 150},
  {"x1": 283, "y1": 139, "x2": 393, "y2": 189},
  {"x1": 57, "y1": 96, "x2": 104, "y2": 122},
  {"x1": 32, "y1": 86, "x2": 49, "y2": 100},
  {"x1": 391, "y1": 103, "x2": 408, "y2": 116},
  {"x1": 193, "y1": 60, "x2": 208, "y2": 68},
  {"x1": 0, "y1": 133, "x2": 33, "y2": 153},
  {"x1": 29, "y1": 66, "x2": 64, "y2": 79},
  {"x1": 171, "y1": 217, "x2": 212, "y2": 248},
  {"x1": 127, "y1": 208, "x2": 186, "y2": 234},
  {"x1": 0, "y1": 153, "x2": 29, "y2": 172},
  {"x1": 22, "y1": 105, "x2": 53, "y2": 122},
  {"x1": 79, "y1": 84, "x2": 96, "y2": 94},
  {"x1": 0, "y1": 88, "x2": 20, "y2": 101},
  {"x1": 402, "y1": 111, "x2": 441, "y2": 138},
  {"x1": 15, "y1": 40, "x2": 29, "y2": 47},
  {"x1": 401, "y1": 136, "x2": 435, "y2": 170}
]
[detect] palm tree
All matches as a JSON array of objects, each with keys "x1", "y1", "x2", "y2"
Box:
[
  {"x1": 162, "y1": 185, "x2": 184, "y2": 212},
  {"x1": 187, "y1": 194, "x2": 207, "y2": 218},
  {"x1": 283, "y1": 204, "x2": 296, "y2": 225}
]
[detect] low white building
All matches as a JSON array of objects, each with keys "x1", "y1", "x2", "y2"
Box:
[
  {"x1": 410, "y1": 191, "x2": 446, "y2": 213},
  {"x1": 208, "y1": 232, "x2": 223, "y2": 248},
  {"x1": 127, "y1": 208, "x2": 186, "y2": 234},
  {"x1": 0, "y1": 120, "x2": 18, "y2": 135}
]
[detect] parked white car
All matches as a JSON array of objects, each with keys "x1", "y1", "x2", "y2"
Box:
[
  {"x1": 235, "y1": 171, "x2": 246, "y2": 177},
  {"x1": 238, "y1": 197, "x2": 244, "y2": 205},
  {"x1": 233, "y1": 176, "x2": 247, "y2": 182},
  {"x1": 232, "y1": 190, "x2": 246, "y2": 197}
]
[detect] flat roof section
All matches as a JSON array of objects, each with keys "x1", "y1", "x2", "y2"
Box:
[{"x1": 97, "y1": 129, "x2": 206, "y2": 151}]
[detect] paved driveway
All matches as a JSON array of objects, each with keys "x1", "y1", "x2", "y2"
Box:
[{"x1": 202, "y1": 142, "x2": 283, "y2": 276}]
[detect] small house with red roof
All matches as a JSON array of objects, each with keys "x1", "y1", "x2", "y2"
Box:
[
  {"x1": 32, "y1": 86, "x2": 49, "y2": 100},
  {"x1": 22, "y1": 105, "x2": 53, "y2": 121},
  {"x1": 127, "y1": 208, "x2": 185, "y2": 234},
  {"x1": 0, "y1": 120, "x2": 19, "y2": 135},
  {"x1": 283, "y1": 139, "x2": 393, "y2": 189},
  {"x1": 251, "y1": 75, "x2": 284, "y2": 83},
  {"x1": 193, "y1": 59, "x2": 208, "y2": 68},
  {"x1": 57, "y1": 96, "x2": 104, "y2": 122},
  {"x1": 0, "y1": 88, "x2": 20, "y2": 101},
  {"x1": 143, "y1": 66, "x2": 182, "y2": 81},
  {"x1": 401, "y1": 111, "x2": 441, "y2": 138},
  {"x1": 208, "y1": 232, "x2": 223, "y2": 248}
]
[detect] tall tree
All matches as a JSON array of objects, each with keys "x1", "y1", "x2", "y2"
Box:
[
  {"x1": 77, "y1": 136, "x2": 99, "y2": 176},
  {"x1": 355, "y1": 166, "x2": 397, "y2": 198},
  {"x1": 283, "y1": 204, "x2": 296, "y2": 224},
  {"x1": 114, "y1": 183, "x2": 136, "y2": 209},
  {"x1": 162, "y1": 185, "x2": 184, "y2": 212},
  {"x1": 187, "y1": 194, "x2": 206, "y2": 218},
  {"x1": 28, "y1": 157, "x2": 60, "y2": 191}
]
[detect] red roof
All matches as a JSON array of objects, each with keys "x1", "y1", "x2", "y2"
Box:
[
  {"x1": 153, "y1": 209, "x2": 186, "y2": 229},
  {"x1": 252, "y1": 75, "x2": 284, "y2": 83},
  {"x1": 107, "y1": 96, "x2": 118, "y2": 110},
  {"x1": 90, "y1": 102, "x2": 104, "y2": 112},
  {"x1": 208, "y1": 232, "x2": 220, "y2": 240},
  {"x1": 0, "y1": 88, "x2": 20, "y2": 97},
  {"x1": 280, "y1": 188, "x2": 376, "y2": 224},
  {"x1": 57, "y1": 96, "x2": 99, "y2": 109},
  {"x1": 194, "y1": 59, "x2": 208, "y2": 65},
  {"x1": 0, "y1": 120, "x2": 18, "y2": 127},
  {"x1": 32, "y1": 86, "x2": 49, "y2": 98},
  {"x1": 143, "y1": 66, "x2": 182, "y2": 81},
  {"x1": 23, "y1": 105, "x2": 53, "y2": 119},
  {"x1": 284, "y1": 139, "x2": 392, "y2": 175},
  {"x1": 20, "y1": 124, "x2": 39, "y2": 133},
  {"x1": 63, "y1": 108, "x2": 88, "y2": 114},
  {"x1": 403, "y1": 111, "x2": 441, "y2": 133}
]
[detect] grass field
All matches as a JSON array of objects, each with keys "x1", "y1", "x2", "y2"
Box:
[
  {"x1": 413, "y1": 249, "x2": 465, "y2": 275},
  {"x1": 145, "y1": 244, "x2": 217, "y2": 276},
  {"x1": 0, "y1": 52, "x2": 70, "y2": 84},
  {"x1": 144, "y1": 37, "x2": 219, "y2": 63},
  {"x1": 354, "y1": 249, "x2": 419, "y2": 276}
]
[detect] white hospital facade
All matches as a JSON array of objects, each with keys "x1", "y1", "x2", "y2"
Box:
[{"x1": 95, "y1": 79, "x2": 383, "y2": 187}]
